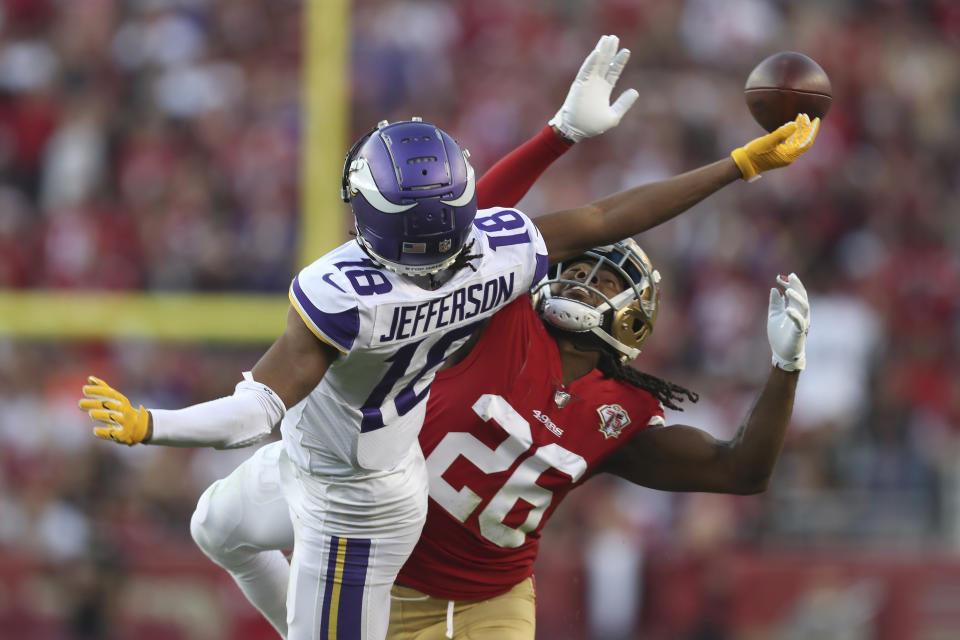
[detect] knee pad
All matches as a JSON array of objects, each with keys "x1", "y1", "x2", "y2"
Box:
[{"x1": 190, "y1": 481, "x2": 243, "y2": 561}]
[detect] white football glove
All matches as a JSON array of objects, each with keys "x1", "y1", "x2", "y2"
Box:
[
  {"x1": 767, "y1": 273, "x2": 810, "y2": 372},
  {"x1": 548, "y1": 34, "x2": 639, "y2": 143}
]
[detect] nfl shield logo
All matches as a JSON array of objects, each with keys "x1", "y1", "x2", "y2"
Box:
[
  {"x1": 438, "y1": 238, "x2": 453, "y2": 253},
  {"x1": 597, "y1": 404, "x2": 631, "y2": 439}
]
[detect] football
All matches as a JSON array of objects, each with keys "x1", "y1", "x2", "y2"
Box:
[{"x1": 744, "y1": 51, "x2": 832, "y2": 132}]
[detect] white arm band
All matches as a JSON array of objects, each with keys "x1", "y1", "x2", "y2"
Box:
[{"x1": 149, "y1": 372, "x2": 286, "y2": 449}]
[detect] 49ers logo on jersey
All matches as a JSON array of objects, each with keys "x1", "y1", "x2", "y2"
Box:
[{"x1": 597, "y1": 404, "x2": 631, "y2": 439}]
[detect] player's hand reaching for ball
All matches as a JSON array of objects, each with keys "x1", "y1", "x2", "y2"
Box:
[
  {"x1": 79, "y1": 376, "x2": 150, "y2": 445},
  {"x1": 731, "y1": 113, "x2": 820, "y2": 181},
  {"x1": 767, "y1": 273, "x2": 810, "y2": 372},
  {"x1": 549, "y1": 34, "x2": 640, "y2": 144}
]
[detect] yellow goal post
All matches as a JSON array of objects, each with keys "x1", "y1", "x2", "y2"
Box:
[{"x1": 0, "y1": 0, "x2": 349, "y2": 344}]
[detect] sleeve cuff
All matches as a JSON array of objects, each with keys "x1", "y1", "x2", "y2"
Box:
[{"x1": 539, "y1": 125, "x2": 575, "y2": 155}]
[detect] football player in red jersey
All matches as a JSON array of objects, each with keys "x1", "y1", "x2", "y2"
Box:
[{"x1": 387, "y1": 239, "x2": 810, "y2": 639}]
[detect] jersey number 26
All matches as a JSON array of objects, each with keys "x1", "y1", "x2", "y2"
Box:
[{"x1": 425, "y1": 394, "x2": 587, "y2": 549}]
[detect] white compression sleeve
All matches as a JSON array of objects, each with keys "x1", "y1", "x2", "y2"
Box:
[{"x1": 149, "y1": 372, "x2": 286, "y2": 449}]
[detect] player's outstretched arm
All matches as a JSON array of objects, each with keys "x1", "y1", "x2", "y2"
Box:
[
  {"x1": 477, "y1": 34, "x2": 638, "y2": 209},
  {"x1": 536, "y1": 113, "x2": 819, "y2": 264},
  {"x1": 598, "y1": 273, "x2": 810, "y2": 494},
  {"x1": 79, "y1": 307, "x2": 336, "y2": 449},
  {"x1": 476, "y1": 125, "x2": 572, "y2": 210}
]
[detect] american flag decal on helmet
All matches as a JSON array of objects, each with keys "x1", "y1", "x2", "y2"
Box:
[
  {"x1": 597, "y1": 404, "x2": 631, "y2": 439},
  {"x1": 402, "y1": 242, "x2": 427, "y2": 253}
]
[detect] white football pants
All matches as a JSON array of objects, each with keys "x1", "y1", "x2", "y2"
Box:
[{"x1": 190, "y1": 440, "x2": 428, "y2": 640}]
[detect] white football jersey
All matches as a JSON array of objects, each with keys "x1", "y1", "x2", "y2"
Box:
[{"x1": 282, "y1": 208, "x2": 548, "y2": 475}]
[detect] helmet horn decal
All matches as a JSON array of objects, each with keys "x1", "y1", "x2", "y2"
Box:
[{"x1": 347, "y1": 158, "x2": 417, "y2": 214}]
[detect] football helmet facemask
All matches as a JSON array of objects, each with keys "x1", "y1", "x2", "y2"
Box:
[
  {"x1": 342, "y1": 118, "x2": 477, "y2": 276},
  {"x1": 533, "y1": 238, "x2": 660, "y2": 362}
]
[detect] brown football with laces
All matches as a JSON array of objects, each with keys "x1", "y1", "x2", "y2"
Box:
[{"x1": 745, "y1": 51, "x2": 832, "y2": 132}]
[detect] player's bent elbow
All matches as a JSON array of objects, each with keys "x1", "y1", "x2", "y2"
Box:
[
  {"x1": 729, "y1": 471, "x2": 773, "y2": 495},
  {"x1": 717, "y1": 442, "x2": 779, "y2": 494},
  {"x1": 718, "y1": 456, "x2": 774, "y2": 494}
]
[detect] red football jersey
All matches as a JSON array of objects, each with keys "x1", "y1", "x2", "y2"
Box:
[{"x1": 397, "y1": 296, "x2": 665, "y2": 600}]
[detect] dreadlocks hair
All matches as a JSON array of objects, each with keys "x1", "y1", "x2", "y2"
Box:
[
  {"x1": 420, "y1": 240, "x2": 482, "y2": 289},
  {"x1": 596, "y1": 351, "x2": 699, "y2": 412},
  {"x1": 542, "y1": 323, "x2": 699, "y2": 411},
  {"x1": 447, "y1": 238, "x2": 482, "y2": 274}
]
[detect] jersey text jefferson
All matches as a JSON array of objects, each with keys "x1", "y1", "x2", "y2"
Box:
[{"x1": 378, "y1": 273, "x2": 515, "y2": 343}]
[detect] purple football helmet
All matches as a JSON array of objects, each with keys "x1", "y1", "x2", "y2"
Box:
[{"x1": 342, "y1": 118, "x2": 477, "y2": 275}]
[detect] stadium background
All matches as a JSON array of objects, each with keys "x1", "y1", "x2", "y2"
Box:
[{"x1": 2, "y1": 0, "x2": 960, "y2": 638}]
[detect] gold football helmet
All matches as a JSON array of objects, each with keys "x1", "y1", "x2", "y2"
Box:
[{"x1": 533, "y1": 238, "x2": 660, "y2": 362}]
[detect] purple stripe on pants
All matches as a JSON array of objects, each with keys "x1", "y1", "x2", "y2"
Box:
[{"x1": 319, "y1": 536, "x2": 341, "y2": 638}]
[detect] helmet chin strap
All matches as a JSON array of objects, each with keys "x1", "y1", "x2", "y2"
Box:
[{"x1": 588, "y1": 326, "x2": 640, "y2": 362}]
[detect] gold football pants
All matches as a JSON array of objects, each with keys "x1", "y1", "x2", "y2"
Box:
[{"x1": 388, "y1": 577, "x2": 536, "y2": 640}]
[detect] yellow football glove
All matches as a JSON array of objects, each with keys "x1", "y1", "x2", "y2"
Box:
[
  {"x1": 79, "y1": 376, "x2": 150, "y2": 445},
  {"x1": 731, "y1": 113, "x2": 820, "y2": 181}
]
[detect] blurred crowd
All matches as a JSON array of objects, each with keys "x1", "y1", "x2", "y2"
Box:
[{"x1": 3, "y1": 0, "x2": 960, "y2": 638}]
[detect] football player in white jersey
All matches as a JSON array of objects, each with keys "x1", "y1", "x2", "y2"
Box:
[{"x1": 79, "y1": 35, "x2": 819, "y2": 640}]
